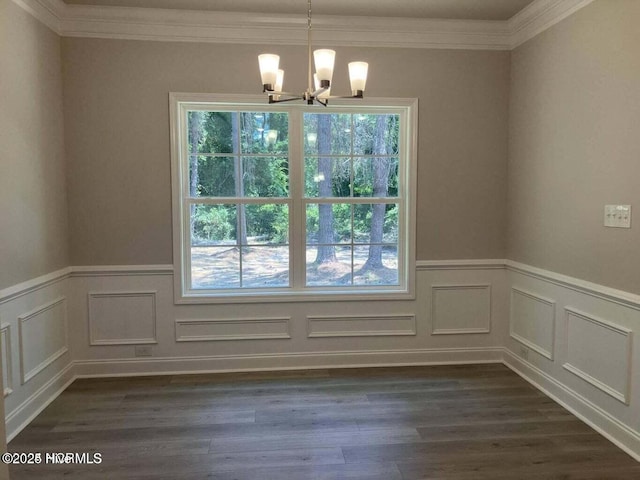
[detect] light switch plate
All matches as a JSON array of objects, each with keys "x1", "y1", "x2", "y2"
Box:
[{"x1": 604, "y1": 205, "x2": 631, "y2": 228}]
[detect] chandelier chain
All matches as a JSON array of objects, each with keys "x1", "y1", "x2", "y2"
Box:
[{"x1": 308, "y1": 0, "x2": 313, "y2": 95}]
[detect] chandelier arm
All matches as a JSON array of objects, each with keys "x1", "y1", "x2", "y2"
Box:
[
  {"x1": 310, "y1": 87, "x2": 329, "y2": 98},
  {"x1": 324, "y1": 91, "x2": 365, "y2": 100},
  {"x1": 264, "y1": 88, "x2": 304, "y2": 96},
  {"x1": 268, "y1": 95, "x2": 306, "y2": 104}
]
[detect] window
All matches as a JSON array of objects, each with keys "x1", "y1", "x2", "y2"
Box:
[{"x1": 170, "y1": 94, "x2": 416, "y2": 303}]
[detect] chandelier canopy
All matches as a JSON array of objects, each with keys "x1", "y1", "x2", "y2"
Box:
[{"x1": 258, "y1": 0, "x2": 369, "y2": 106}]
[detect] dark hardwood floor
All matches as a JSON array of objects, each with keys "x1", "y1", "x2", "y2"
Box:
[{"x1": 8, "y1": 364, "x2": 640, "y2": 479}]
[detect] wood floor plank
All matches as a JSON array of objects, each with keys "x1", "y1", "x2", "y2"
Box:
[
  {"x1": 7, "y1": 364, "x2": 640, "y2": 480},
  {"x1": 396, "y1": 449, "x2": 640, "y2": 479},
  {"x1": 209, "y1": 428, "x2": 423, "y2": 454},
  {"x1": 416, "y1": 418, "x2": 596, "y2": 441},
  {"x1": 50, "y1": 410, "x2": 256, "y2": 432},
  {"x1": 134, "y1": 462, "x2": 404, "y2": 480}
]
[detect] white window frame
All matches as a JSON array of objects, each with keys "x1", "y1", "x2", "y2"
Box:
[{"x1": 170, "y1": 93, "x2": 417, "y2": 304}]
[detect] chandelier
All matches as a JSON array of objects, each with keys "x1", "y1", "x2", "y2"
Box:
[{"x1": 258, "y1": 0, "x2": 369, "y2": 106}]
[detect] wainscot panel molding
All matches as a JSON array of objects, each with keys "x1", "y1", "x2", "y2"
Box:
[
  {"x1": 0, "y1": 266, "x2": 70, "y2": 305},
  {"x1": 1, "y1": 324, "x2": 13, "y2": 397},
  {"x1": 88, "y1": 291, "x2": 158, "y2": 345},
  {"x1": 71, "y1": 265, "x2": 174, "y2": 277},
  {"x1": 563, "y1": 308, "x2": 633, "y2": 405},
  {"x1": 307, "y1": 315, "x2": 416, "y2": 338},
  {"x1": 18, "y1": 297, "x2": 68, "y2": 385},
  {"x1": 175, "y1": 317, "x2": 291, "y2": 342},
  {"x1": 13, "y1": 0, "x2": 596, "y2": 51},
  {"x1": 506, "y1": 260, "x2": 640, "y2": 311},
  {"x1": 416, "y1": 259, "x2": 506, "y2": 270},
  {"x1": 0, "y1": 270, "x2": 72, "y2": 441},
  {"x1": 509, "y1": 287, "x2": 556, "y2": 360},
  {"x1": 506, "y1": 265, "x2": 640, "y2": 462},
  {"x1": 431, "y1": 284, "x2": 492, "y2": 335}
]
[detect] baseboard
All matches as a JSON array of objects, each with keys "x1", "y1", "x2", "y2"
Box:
[
  {"x1": 73, "y1": 347, "x2": 504, "y2": 377},
  {"x1": 5, "y1": 362, "x2": 76, "y2": 442},
  {"x1": 502, "y1": 348, "x2": 640, "y2": 462}
]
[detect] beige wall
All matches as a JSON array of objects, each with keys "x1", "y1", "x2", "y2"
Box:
[
  {"x1": 508, "y1": 0, "x2": 640, "y2": 294},
  {"x1": 61, "y1": 40, "x2": 510, "y2": 265},
  {"x1": 0, "y1": 0, "x2": 69, "y2": 291}
]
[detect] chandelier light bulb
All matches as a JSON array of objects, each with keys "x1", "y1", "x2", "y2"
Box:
[
  {"x1": 313, "y1": 49, "x2": 336, "y2": 83},
  {"x1": 258, "y1": 54, "x2": 280, "y2": 88},
  {"x1": 348, "y1": 62, "x2": 368, "y2": 95}
]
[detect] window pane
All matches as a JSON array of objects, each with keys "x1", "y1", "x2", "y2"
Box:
[
  {"x1": 306, "y1": 245, "x2": 352, "y2": 286},
  {"x1": 304, "y1": 113, "x2": 351, "y2": 155},
  {"x1": 353, "y1": 245, "x2": 399, "y2": 286},
  {"x1": 353, "y1": 204, "x2": 399, "y2": 244},
  {"x1": 241, "y1": 112, "x2": 288, "y2": 155},
  {"x1": 242, "y1": 157, "x2": 289, "y2": 197},
  {"x1": 191, "y1": 246, "x2": 240, "y2": 289},
  {"x1": 189, "y1": 111, "x2": 235, "y2": 154},
  {"x1": 306, "y1": 204, "x2": 351, "y2": 244},
  {"x1": 353, "y1": 157, "x2": 399, "y2": 197},
  {"x1": 353, "y1": 114, "x2": 400, "y2": 155},
  {"x1": 189, "y1": 156, "x2": 236, "y2": 197},
  {"x1": 181, "y1": 103, "x2": 408, "y2": 295},
  {"x1": 304, "y1": 157, "x2": 351, "y2": 197},
  {"x1": 242, "y1": 246, "x2": 289, "y2": 288},
  {"x1": 243, "y1": 204, "x2": 289, "y2": 245},
  {"x1": 191, "y1": 204, "x2": 237, "y2": 246}
]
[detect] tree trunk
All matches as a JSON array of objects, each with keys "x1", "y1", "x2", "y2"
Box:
[
  {"x1": 315, "y1": 114, "x2": 336, "y2": 264},
  {"x1": 189, "y1": 111, "x2": 204, "y2": 240},
  {"x1": 364, "y1": 115, "x2": 391, "y2": 269},
  {"x1": 232, "y1": 112, "x2": 248, "y2": 245}
]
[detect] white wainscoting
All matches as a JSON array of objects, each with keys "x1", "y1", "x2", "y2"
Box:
[
  {"x1": 307, "y1": 315, "x2": 416, "y2": 338},
  {"x1": 563, "y1": 308, "x2": 632, "y2": 405},
  {"x1": 88, "y1": 291, "x2": 157, "y2": 345},
  {"x1": 3, "y1": 260, "x2": 640, "y2": 462},
  {"x1": 0, "y1": 269, "x2": 74, "y2": 442},
  {"x1": 1, "y1": 324, "x2": 12, "y2": 397},
  {"x1": 509, "y1": 287, "x2": 556, "y2": 360},
  {"x1": 431, "y1": 284, "x2": 491, "y2": 335},
  {"x1": 505, "y1": 261, "x2": 640, "y2": 461},
  {"x1": 68, "y1": 263, "x2": 507, "y2": 378},
  {"x1": 18, "y1": 297, "x2": 68, "y2": 385},
  {"x1": 175, "y1": 317, "x2": 291, "y2": 342}
]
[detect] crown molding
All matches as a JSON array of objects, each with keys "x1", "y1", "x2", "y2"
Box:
[
  {"x1": 11, "y1": 0, "x2": 63, "y2": 33},
  {"x1": 59, "y1": 6, "x2": 512, "y2": 50},
  {"x1": 13, "y1": 0, "x2": 595, "y2": 51},
  {"x1": 509, "y1": 0, "x2": 596, "y2": 48}
]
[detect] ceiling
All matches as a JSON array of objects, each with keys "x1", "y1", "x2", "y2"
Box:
[{"x1": 62, "y1": 0, "x2": 537, "y2": 21}]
